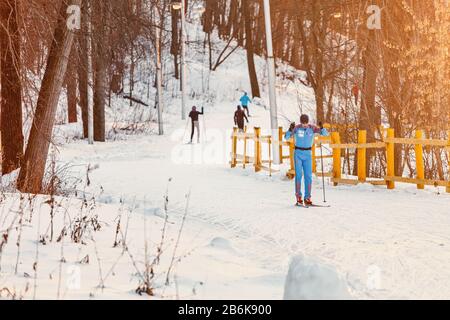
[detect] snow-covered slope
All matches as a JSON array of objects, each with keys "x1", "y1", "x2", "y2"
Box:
[{"x1": 52, "y1": 102, "x2": 450, "y2": 299}]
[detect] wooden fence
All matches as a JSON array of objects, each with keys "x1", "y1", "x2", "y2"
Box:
[
  {"x1": 230, "y1": 126, "x2": 450, "y2": 193},
  {"x1": 231, "y1": 127, "x2": 279, "y2": 175}
]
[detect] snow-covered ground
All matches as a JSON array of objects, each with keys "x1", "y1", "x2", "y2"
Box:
[
  {"x1": 1, "y1": 27, "x2": 449, "y2": 300},
  {"x1": 50, "y1": 96, "x2": 450, "y2": 300}
]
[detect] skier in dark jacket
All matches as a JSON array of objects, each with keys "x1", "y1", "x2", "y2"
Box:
[
  {"x1": 189, "y1": 106, "x2": 204, "y2": 143},
  {"x1": 234, "y1": 106, "x2": 249, "y2": 132}
]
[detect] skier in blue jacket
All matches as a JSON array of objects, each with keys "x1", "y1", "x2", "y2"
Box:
[
  {"x1": 240, "y1": 92, "x2": 252, "y2": 117},
  {"x1": 285, "y1": 114, "x2": 329, "y2": 206}
]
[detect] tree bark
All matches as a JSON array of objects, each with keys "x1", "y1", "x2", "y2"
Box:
[
  {"x1": 359, "y1": 30, "x2": 379, "y2": 137},
  {"x1": 296, "y1": 0, "x2": 326, "y2": 122},
  {"x1": 66, "y1": 48, "x2": 78, "y2": 123},
  {"x1": 77, "y1": 0, "x2": 89, "y2": 138},
  {"x1": 17, "y1": 0, "x2": 81, "y2": 194},
  {"x1": 242, "y1": 0, "x2": 260, "y2": 98},
  {"x1": 311, "y1": 1, "x2": 326, "y2": 122},
  {"x1": 92, "y1": 0, "x2": 106, "y2": 142},
  {"x1": 171, "y1": 6, "x2": 180, "y2": 79},
  {"x1": 359, "y1": 30, "x2": 379, "y2": 175},
  {"x1": 0, "y1": 0, "x2": 24, "y2": 175}
]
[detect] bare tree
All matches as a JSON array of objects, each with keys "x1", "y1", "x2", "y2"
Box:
[
  {"x1": 92, "y1": 0, "x2": 107, "y2": 142},
  {"x1": 243, "y1": 0, "x2": 260, "y2": 98},
  {"x1": 17, "y1": 0, "x2": 82, "y2": 194},
  {"x1": 65, "y1": 48, "x2": 78, "y2": 123},
  {"x1": 77, "y1": 0, "x2": 90, "y2": 138},
  {"x1": 0, "y1": 0, "x2": 24, "y2": 174}
]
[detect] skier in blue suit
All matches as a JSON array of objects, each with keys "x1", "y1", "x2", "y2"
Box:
[
  {"x1": 285, "y1": 114, "x2": 329, "y2": 206},
  {"x1": 240, "y1": 92, "x2": 252, "y2": 117}
]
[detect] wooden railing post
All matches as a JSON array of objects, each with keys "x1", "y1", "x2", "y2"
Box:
[
  {"x1": 287, "y1": 138, "x2": 295, "y2": 179},
  {"x1": 357, "y1": 130, "x2": 367, "y2": 182},
  {"x1": 386, "y1": 128, "x2": 395, "y2": 189},
  {"x1": 331, "y1": 132, "x2": 341, "y2": 186},
  {"x1": 415, "y1": 130, "x2": 425, "y2": 189},
  {"x1": 254, "y1": 127, "x2": 262, "y2": 172},
  {"x1": 231, "y1": 127, "x2": 238, "y2": 168},
  {"x1": 243, "y1": 127, "x2": 248, "y2": 169},
  {"x1": 279, "y1": 127, "x2": 284, "y2": 164},
  {"x1": 268, "y1": 136, "x2": 272, "y2": 176}
]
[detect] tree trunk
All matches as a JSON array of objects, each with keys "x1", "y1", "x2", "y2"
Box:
[
  {"x1": 171, "y1": 6, "x2": 180, "y2": 79},
  {"x1": 359, "y1": 30, "x2": 379, "y2": 137},
  {"x1": 77, "y1": 0, "x2": 89, "y2": 138},
  {"x1": 0, "y1": 0, "x2": 24, "y2": 175},
  {"x1": 93, "y1": 0, "x2": 106, "y2": 142},
  {"x1": 66, "y1": 48, "x2": 78, "y2": 123},
  {"x1": 17, "y1": 0, "x2": 81, "y2": 194},
  {"x1": 312, "y1": 1, "x2": 326, "y2": 122},
  {"x1": 314, "y1": 70, "x2": 325, "y2": 122},
  {"x1": 242, "y1": 0, "x2": 260, "y2": 98},
  {"x1": 359, "y1": 30, "x2": 379, "y2": 175}
]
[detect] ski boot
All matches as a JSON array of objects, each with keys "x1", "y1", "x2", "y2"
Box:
[
  {"x1": 296, "y1": 197, "x2": 303, "y2": 206},
  {"x1": 304, "y1": 198, "x2": 313, "y2": 206}
]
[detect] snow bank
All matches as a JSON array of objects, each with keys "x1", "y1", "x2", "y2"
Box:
[
  {"x1": 283, "y1": 255, "x2": 352, "y2": 300},
  {"x1": 209, "y1": 237, "x2": 234, "y2": 251}
]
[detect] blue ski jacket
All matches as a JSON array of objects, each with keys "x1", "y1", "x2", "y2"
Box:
[
  {"x1": 240, "y1": 95, "x2": 252, "y2": 106},
  {"x1": 285, "y1": 125, "x2": 329, "y2": 149}
]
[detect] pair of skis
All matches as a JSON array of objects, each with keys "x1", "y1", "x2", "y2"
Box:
[{"x1": 295, "y1": 203, "x2": 331, "y2": 208}]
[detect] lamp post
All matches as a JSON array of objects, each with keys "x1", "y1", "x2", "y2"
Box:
[
  {"x1": 171, "y1": 1, "x2": 187, "y2": 120},
  {"x1": 263, "y1": 0, "x2": 280, "y2": 164}
]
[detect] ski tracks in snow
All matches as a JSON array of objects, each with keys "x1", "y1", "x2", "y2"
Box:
[{"x1": 60, "y1": 108, "x2": 450, "y2": 299}]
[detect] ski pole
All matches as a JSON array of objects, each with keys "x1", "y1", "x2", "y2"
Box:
[
  {"x1": 319, "y1": 142, "x2": 327, "y2": 203},
  {"x1": 278, "y1": 113, "x2": 293, "y2": 124}
]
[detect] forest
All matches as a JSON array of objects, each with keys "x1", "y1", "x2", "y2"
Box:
[
  {"x1": 202, "y1": 0, "x2": 450, "y2": 179},
  {"x1": 1, "y1": 0, "x2": 449, "y2": 192}
]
